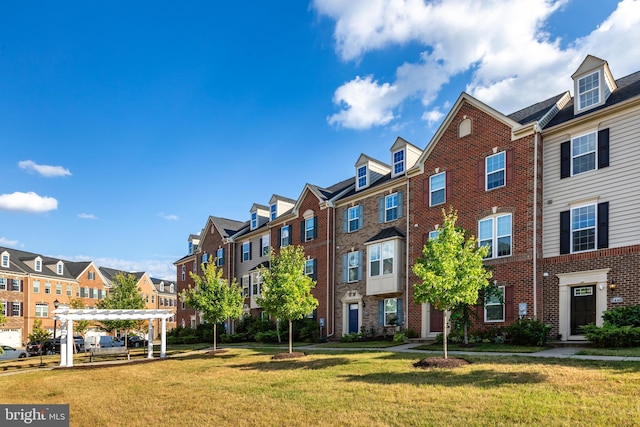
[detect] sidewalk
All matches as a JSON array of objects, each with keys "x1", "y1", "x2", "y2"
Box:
[{"x1": 296, "y1": 343, "x2": 640, "y2": 362}]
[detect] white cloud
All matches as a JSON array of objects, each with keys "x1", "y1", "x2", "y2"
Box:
[
  {"x1": 0, "y1": 237, "x2": 19, "y2": 246},
  {"x1": 18, "y1": 160, "x2": 72, "y2": 177},
  {"x1": 78, "y1": 213, "x2": 98, "y2": 220},
  {"x1": 0, "y1": 192, "x2": 58, "y2": 213},
  {"x1": 315, "y1": 0, "x2": 640, "y2": 128},
  {"x1": 158, "y1": 212, "x2": 179, "y2": 221},
  {"x1": 421, "y1": 109, "x2": 444, "y2": 127}
]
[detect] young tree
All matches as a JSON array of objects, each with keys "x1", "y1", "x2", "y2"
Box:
[
  {"x1": 257, "y1": 246, "x2": 318, "y2": 354},
  {"x1": 97, "y1": 272, "x2": 146, "y2": 336},
  {"x1": 179, "y1": 260, "x2": 244, "y2": 351},
  {"x1": 28, "y1": 318, "x2": 52, "y2": 354},
  {"x1": 413, "y1": 209, "x2": 492, "y2": 358}
]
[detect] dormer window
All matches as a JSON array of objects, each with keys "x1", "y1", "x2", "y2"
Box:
[
  {"x1": 251, "y1": 212, "x2": 258, "y2": 230},
  {"x1": 34, "y1": 257, "x2": 42, "y2": 272},
  {"x1": 392, "y1": 149, "x2": 405, "y2": 175},
  {"x1": 170, "y1": 284, "x2": 174, "y2": 293},
  {"x1": 188, "y1": 241, "x2": 194, "y2": 255},
  {"x1": 270, "y1": 204, "x2": 277, "y2": 221},
  {"x1": 357, "y1": 165, "x2": 368, "y2": 190},
  {"x1": 578, "y1": 71, "x2": 600, "y2": 111},
  {"x1": 1, "y1": 252, "x2": 9, "y2": 268},
  {"x1": 160, "y1": 282, "x2": 165, "y2": 292},
  {"x1": 56, "y1": 261, "x2": 64, "y2": 275}
]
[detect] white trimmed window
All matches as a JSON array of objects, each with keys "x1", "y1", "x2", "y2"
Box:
[
  {"x1": 251, "y1": 212, "x2": 258, "y2": 230},
  {"x1": 45, "y1": 282, "x2": 51, "y2": 294},
  {"x1": 252, "y1": 273, "x2": 262, "y2": 296},
  {"x1": 385, "y1": 193, "x2": 399, "y2": 222},
  {"x1": 572, "y1": 132, "x2": 596, "y2": 175},
  {"x1": 393, "y1": 149, "x2": 405, "y2": 175},
  {"x1": 181, "y1": 266, "x2": 186, "y2": 281},
  {"x1": 216, "y1": 248, "x2": 224, "y2": 266},
  {"x1": 56, "y1": 283, "x2": 62, "y2": 295},
  {"x1": 242, "y1": 242, "x2": 251, "y2": 262},
  {"x1": 12, "y1": 279, "x2": 20, "y2": 292},
  {"x1": 486, "y1": 152, "x2": 505, "y2": 190},
  {"x1": 281, "y1": 225, "x2": 290, "y2": 247},
  {"x1": 485, "y1": 286, "x2": 505, "y2": 322},
  {"x1": 305, "y1": 217, "x2": 315, "y2": 242},
  {"x1": 270, "y1": 204, "x2": 277, "y2": 221},
  {"x1": 348, "y1": 206, "x2": 361, "y2": 232},
  {"x1": 88, "y1": 271, "x2": 95, "y2": 280},
  {"x1": 369, "y1": 241, "x2": 394, "y2": 277},
  {"x1": 11, "y1": 302, "x2": 20, "y2": 316},
  {"x1": 428, "y1": 230, "x2": 440, "y2": 240},
  {"x1": 36, "y1": 303, "x2": 49, "y2": 318},
  {"x1": 0, "y1": 278, "x2": 5, "y2": 290},
  {"x1": 571, "y1": 204, "x2": 596, "y2": 252},
  {"x1": 33, "y1": 280, "x2": 40, "y2": 293},
  {"x1": 357, "y1": 165, "x2": 368, "y2": 189},
  {"x1": 578, "y1": 71, "x2": 600, "y2": 111},
  {"x1": 479, "y1": 214, "x2": 512, "y2": 258},
  {"x1": 35, "y1": 257, "x2": 42, "y2": 272},
  {"x1": 384, "y1": 298, "x2": 398, "y2": 326},
  {"x1": 305, "y1": 260, "x2": 314, "y2": 277},
  {"x1": 430, "y1": 172, "x2": 445, "y2": 206},
  {"x1": 261, "y1": 234, "x2": 270, "y2": 256},
  {"x1": 242, "y1": 276, "x2": 249, "y2": 297},
  {"x1": 67, "y1": 285, "x2": 72, "y2": 296},
  {"x1": 347, "y1": 251, "x2": 359, "y2": 282}
]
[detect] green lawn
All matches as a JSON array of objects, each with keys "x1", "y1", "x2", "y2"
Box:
[
  {"x1": 2, "y1": 347, "x2": 639, "y2": 426},
  {"x1": 314, "y1": 340, "x2": 400, "y2": 348},
  {"x1": 576, "y1": 347, "x2": 640, "y2": 357},
  {"x1": 412, "y1": 342, "x2": 548, "y2": 353}
]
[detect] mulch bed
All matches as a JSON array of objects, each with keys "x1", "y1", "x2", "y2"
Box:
[
  {"x1": 413, "y1": 357, "x2": 470, "y2": 369},
  {"x1": 272, "y1": 352, "x2": 306, "y2": 360}
]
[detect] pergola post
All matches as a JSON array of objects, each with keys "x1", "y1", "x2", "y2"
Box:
[
  {"x1": 66, "y1": 319, "x2": 74, "y2": 367},
  {"x1": 147, "y1": 320, "x2": 153, "y2": 359},
  {"x1": 160, "y1": 317, "x2": 167, "y2": 358},
  {"x1": 59, "y1": 320, "x2": 67, "y2": 367}
]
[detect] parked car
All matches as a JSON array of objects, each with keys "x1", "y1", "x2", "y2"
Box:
[
  {"x1": 26, "y1": 341, "x2": 44, "y2": 356},
  {"x1": 0, "y1": 345, "x2": 28, "y2": 359},
  {"x1": 28, "y1": 337, "x2": 84, "y2": 355},
  {"x1": 74, "y1": 336, "x2": 85, "y2": 352},
  {"x1": 42, "y1": 338, "x2": 61, "y2": 355},
  {"x1": 112, "y1": 337, "x2": 124, "y2": 347},
  {"x1": 127, "y1": 336, "x2": 147, "y2": 348}
]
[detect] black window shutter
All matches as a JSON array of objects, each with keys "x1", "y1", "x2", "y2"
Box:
[
  {"x1": 477, "y1": 159, "x2": 485, "y2": 190},
  {"x1": 598, "y1": 128, "x2": 610, "y2": 169},
  {"x1": 598, "y1": 202, "x2": 609, "y2": 249},
  {"x1": 560, "y1": 141, "x2": 570, "y2": 179},
  {"x1": 313, "y1": 217, "x2": 318, "y2": 239},
  {"x1": 300, "y1": 220, "x2": 305, "y2": 243},
  {"x1": 343, "y1": 210, "x2": 348, "y2": 233},
  {"x1": 312, "y1": 259, "x2": 317, "y2": 281},
  {"x1": 249, "y1": 242, "x2": 252, "y2": 260},
  {"x1": 277, "y1": 228, "x2": 282, "y2": 248},
  {"x1": 560, "y1": 210, "x2": 570, "y2": 254},
  {"x1": 220, "y1": 249, "x2": 224, "y2": 266}
]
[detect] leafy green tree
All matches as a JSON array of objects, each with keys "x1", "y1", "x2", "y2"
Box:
[
  {"x1": 257, "y1": 246, "x2": 318, "y2": 354},
  {"x1": 413, "y1": 209, "x2": 492, "y2": 358},
  {"x1": 68, "y1": 298, "x2": 91, "y2": 336},
  {"x1": 28, "y1": 319, "x2": 52, "y2": 347},
  {"x1": 97, "y1": 272, "x2": 145, "y2": 336},
  {"x1": 179, "y1": 260, "x2": 244, "y2": 351}
]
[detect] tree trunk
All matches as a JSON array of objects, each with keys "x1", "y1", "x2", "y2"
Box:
[
  {"x1": 463, "y1": 323, "x2": 469, "y2": 345},
  {"x1": 289, "y1": 320, "x2": 293, "y2": 353},
  {"x1": 213, "y1": 323, "x2": 217, "y2": 351},
  {"x1": 443, "y1": 311, "x2": 448, "y2": 359},
  {"x1": 276, "y1": 320, "x2": 282, "y2": 343}
]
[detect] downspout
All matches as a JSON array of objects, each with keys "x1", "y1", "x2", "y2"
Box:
[
  {"x1": 405, "y1": 177, "x2": 410, "y2": 329},
  {"x1": 533, "y1": 124, "x2": 541, "y2": 320},
  {"x1": 326, "y1": 207, "x2": 333, "y2": 338}
]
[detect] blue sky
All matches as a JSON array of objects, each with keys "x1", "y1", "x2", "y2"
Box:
[{"x1": 1, "y1": 0, "x2": 638, "y2": 280}]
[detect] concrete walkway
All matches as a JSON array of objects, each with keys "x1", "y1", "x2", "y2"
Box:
[{"x1": 295, "y1": 343, "x2": 640, "y2": 362}]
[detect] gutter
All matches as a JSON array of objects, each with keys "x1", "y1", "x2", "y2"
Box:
[{"x1": 533, "y1": 123, "x2": 541, "y2": 320}]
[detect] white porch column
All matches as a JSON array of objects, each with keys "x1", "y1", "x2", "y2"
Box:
[
  {"x1": 66, "y1": 319, "x2": 74, "y2": 367},
  {"x1": 147, "y1": 320, "x2": 154, "y2": 358},
  {"x1": 59, "y1": 319, "x2": 67, "y2": 367},
  {"x1": 160, "y1": 317, "x2": 167, "y2": 358}
]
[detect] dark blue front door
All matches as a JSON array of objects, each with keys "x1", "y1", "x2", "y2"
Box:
[{"x1": 348, "y1": 304, "x2": 359, "y2": 334}]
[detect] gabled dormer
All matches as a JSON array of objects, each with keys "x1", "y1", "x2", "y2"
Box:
[
  {"x1": 268, "y1": 195, "x2": 296, "y2": 222},
  {"x1": 249, "y1": 204, "x2": 269, "y2": 231},
  {"x1": 188, "y1": 234, "x2": 200, "y2": 255},
  {"x1": 354, "y1": 154, "x2": 391, "y2": 191},
  {"x1": 572, "y1": 55, "x2": 617, "y2": 115},
  {"x1": 390, "y1": 137, "x2": 423, "y2": 178},
  {"x1": 1, "y1": 251, "x2": 9, "y2": 268},
  {"x1": 56, "y1": 260, "x2": 64, "y2": 275}
]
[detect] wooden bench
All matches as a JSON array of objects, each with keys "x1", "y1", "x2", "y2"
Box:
[{"x1": 89, "y1": 346, "x2": 130, "y2": 362}]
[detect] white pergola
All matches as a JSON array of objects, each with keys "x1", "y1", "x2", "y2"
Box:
[{"x1": 52, "y1": 308, "x2": 173, "y2": 367}]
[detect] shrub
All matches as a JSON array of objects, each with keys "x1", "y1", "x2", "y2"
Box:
[
  {"x1": 293, "y1": 318, "x2": 321, "y2": 343},
  {"x1": 220, "y1": 333, "x2": 248, "y2": 343},
  {"x1": 581, "y1": 323, "x2": 640, "y2": 347},
  {"x1": 603, "y1": 305, "x2": 640, "y2": 327},
  {"x1": 505, "y1": 319, "x2": 551, "y2": 346},
  {"x1": 255, "y1": 330, "x2": 281, "y2": 343},
  {"x1": 235, "y1": 315, "x2": 276, "y2": 341},
  {"x1": 340, "y1": 332, "x2": 365, "y2": 343},
  {"x1": 393, "y1": 332, "x2": 407, "y2": 343}
]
